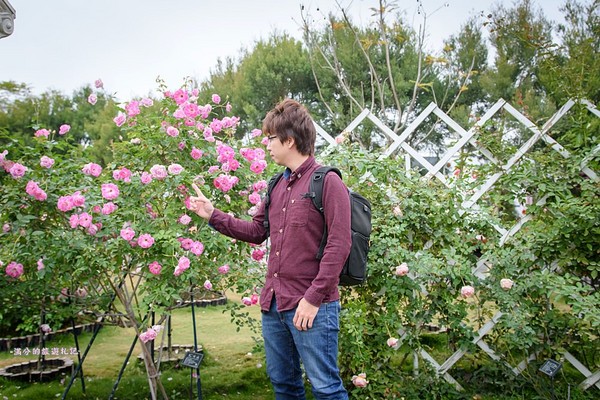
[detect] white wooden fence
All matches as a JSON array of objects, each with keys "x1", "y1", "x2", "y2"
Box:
[{"x1": 315, "y1": 98, "x2": 600, "y2": 392}]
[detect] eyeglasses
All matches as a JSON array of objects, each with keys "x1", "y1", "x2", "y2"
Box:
[{"x1": 267, "y1": 135, "x2": 278, "y2": 142}]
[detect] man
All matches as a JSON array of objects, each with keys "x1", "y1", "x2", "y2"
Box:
[{"x1": 189, "y1": 98, "x2": 351, "y2": 400}]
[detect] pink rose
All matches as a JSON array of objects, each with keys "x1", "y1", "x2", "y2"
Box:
[
  {"x1": 386, "y1": 337, "x2": 399, "y2": 347},
  {"x1": 140, "y1": 172, "x2": 153, "y2": 185},
  {"x1": 395, "y1": 263, "x2": 409, "y2": 276},
  {"x1": 82, "y1": 162, "x2": 102, "y2": 177},
  {"x1": 166, "y1": 126, "x2": 179, "y2": 137},
  {"x1": 178, "y1": 256, "x2": 190, "y2": 270},
  {"x1": 168, "y1": 163, "x2": 184, "y2": 175},
  {"x1": 57, "y1": 196, "x2": 75, "y2": 212},
  {"x1": 150, "y1": 164, "x2": 168, "y2": 180},
  {"x1": 88, "y1": 94, "x2": 97, "y2": 105},
  {"x1": 40, "y1": 324, "x2": 52, "y2": 334},
  {"x1": 113, "y1": 167, "x2": 132, "y2": 182},
  {"x1": 58, "y1": 124, "x2": 71, "y2": 135},
  {"x1": 78, "y1": 212, "x2": 92, "y2": 228},
  {"x1": 252, "y1": 180, "x2": 268, "y2": 192},
  {"x1": 9, "y1": 162, "x2": 27, "y2": 179},
  {"x1": 460, "y1": 285, "x2": 475, "y2": 298},
  {"x1": 40, "y1": 156, "x2": 55, "y2": 168},
  {"x1": 102, "y1": 202, "x2": 118, "y2": 215},
  {"x1": 218, "y1": 264, "x2": 230, "y2": 274},
  {"x1": 113, "y1": 112, "x2": 126, "y2": 127},
  {"x1": 139, "y1": 328, "x2": 157, "y2": 343},
  {"x1": 69, "y1": 214, "x2": 79, "y2": 228},
  {"x1": 178, "y1": 214, "x2": 192, "y2": 225},
  {"x1": 190, "y1": 147, "x2": 204, "y2": 160},
  {"x1": 248, "y1": 192, "x2": 261, "y2": 205},
  {"x1": 250, "y1": 160, "x2": 267, "y2": 174},
  {"x1": 37, "y1": 259, "x2": 45, "y2": 271},
  {"x1": 500, "y1": 278, "x2": 514, "y2": 290},
  {"x1": 211, "y1": 94, "x2": 221, "y2": 104},
  {"x1": 179, "y1": 238, "x2": 194, "y2": 250},
  {"x1": 75, "y1": 287, "x2": 88, "y2": 298},
  {"x1": 148, "y1": 261, "x2": 162, "y2": 275},
  {"x1": 120, "y1": 227, "x2": 135, "y2": 241},
  {"x1": 203, "y1": 280, "x2": 213, "y2": 290},
  {"x1": 25, "y1": 180, "x2": 47, "y2": 201},
  {"x1": 351, "y1": 373, "x2": 368, "y2": 388},
  {"x1": 250, "y1": 128, "x2": 261, "y2": 138},
  {"x1": 241, "y1": 297, "x2": 252, "y2": 306},
  {"x1": 250, "y1": 294, "x2": 259, "y2": 305},
  {"x1": 71, "y1": 191, "x2": 86, "y2": 207},
  {"x1": 87, "y1": 224, "x2": 99, "y2": 236},
  {"x1": 190, "y1": 241, "x2": 204, "y2": 256},
  {"x1": 125, "y1": 101, "x2": 140, "y2": 117},
  {"x1": 6, "y1": 261, "x2": 24, "y2": 278},
  {"x1": 251, "y1": 248, "x2": 265, "y2": 261},
  {"x1": 94, "y1": 79, "x2": 104, "y2": 89},
  {"x1": 35, "y1": 128, "x2": 50, "y2": 138},
  {"x1": 137, "y1": 234, "x2": 155, "y2": 249},
  {"x1": 173, "y1": 89, "x2": 188, "y2": 105},
  {"x1": 101, "y1": 183, "x2": 120, "y2": 200}
]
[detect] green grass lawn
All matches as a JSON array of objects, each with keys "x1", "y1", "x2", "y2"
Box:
[
  {"x1": 0, "y1": 292, "x2": 283, "y2": 399},
  {"x1": 1, "y1": 295, "x2": 596, "y2": 399}
]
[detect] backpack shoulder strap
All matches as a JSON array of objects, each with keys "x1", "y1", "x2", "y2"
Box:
[
  {"x1": 309, "y1": 166, "x2": 343, "y2": 260},
  {"x1": 309, "y1": 166, "x2": 342, "y2": 213},
  {"x1": 263, "y1": 172, "x2": 284, "y2": 235}
]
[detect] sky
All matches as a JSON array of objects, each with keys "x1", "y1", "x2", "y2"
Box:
[{"x1": 1, "y1": 0, "x2": 566, "y2": 102}]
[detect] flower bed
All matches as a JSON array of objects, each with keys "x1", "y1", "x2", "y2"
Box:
[
  {"x1": 0, "y1": 357, "x2": 73, "y2": 382},
  {"x1": 0, "y1": 322, "x2": 101, "y2": 352}
]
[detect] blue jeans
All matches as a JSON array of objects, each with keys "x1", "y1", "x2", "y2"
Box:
[{"x1": 262, "y1": 297, "x2": 348, "y2": 400}]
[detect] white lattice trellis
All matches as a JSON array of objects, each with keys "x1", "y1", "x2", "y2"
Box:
[{"x1": 315, "y1": 99, "x2": 600, "y2": 391}]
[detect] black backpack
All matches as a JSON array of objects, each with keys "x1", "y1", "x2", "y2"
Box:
[{"x1": 263, "y1": 166, "x2": 371, "y2": 286}]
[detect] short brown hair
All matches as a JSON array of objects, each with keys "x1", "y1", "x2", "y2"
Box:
[{"x1": 262, "y1": 99, "x2": 316, "y2": 156}]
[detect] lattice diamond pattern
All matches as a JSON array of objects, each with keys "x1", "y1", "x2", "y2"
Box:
[{"x1": 314, "y1": 99, "x2": 600, "y2": 391}]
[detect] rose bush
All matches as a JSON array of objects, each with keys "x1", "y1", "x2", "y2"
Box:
[
  {"x1": 315, "y1": 137, "x2": 598, "y2": 398},
  {"x1": 0, "y1": 78, "x2": 274, "y2": 397}
]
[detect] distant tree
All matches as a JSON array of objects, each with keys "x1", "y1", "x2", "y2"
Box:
[
  {"x1": 437, "y1": 16, "x2": 489, "y2": 126},
  {"x1": 196, "y1": 33, "x2": 316, "y2": 137},
  {"x1": 539, "y1": 0, "x2": 600, "y2": 104},
  {"x1": 0, "y1": 83, "x2": 119, "y2": 164},
  {"x1": 480, "y1": 0, "x2": 555, "y2": 119}
]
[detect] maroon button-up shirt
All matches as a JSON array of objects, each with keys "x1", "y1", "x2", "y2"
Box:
[{"x1": 209, "y1": 156, "x2": 351, "y2": 312}]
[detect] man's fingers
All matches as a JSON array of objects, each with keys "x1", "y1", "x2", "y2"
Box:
[{"x1": 191, "y1": 183, "x2": 204, "y2": 197}]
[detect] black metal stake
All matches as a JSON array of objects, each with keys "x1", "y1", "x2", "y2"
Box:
[
  {"x1": 69, "y1": 308, "x2": 86, "y2": 393},
  {"x1": 108, "y1": 333, "x2": 140, "y2": 400},
  {"x1": 62, "y1": 273, "x2": 131, "y2": 399},
  {"x1": 61, "y1": 319, "x2": 103, "y2": 399},
  {"x1": 190, "y1": 289, "x2": 202, "y2": 400},
  {"x1": 151, "y1": 311, "x2": 155, "y2": 363}
]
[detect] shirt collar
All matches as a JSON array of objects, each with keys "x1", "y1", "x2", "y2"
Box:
[{"x1": 283, "y1": 156, "x2": 316, "y2": 182}]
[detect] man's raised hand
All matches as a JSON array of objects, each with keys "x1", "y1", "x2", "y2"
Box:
[{"x1": 189, "y1": 183, "x2": 215, "y2": 220}]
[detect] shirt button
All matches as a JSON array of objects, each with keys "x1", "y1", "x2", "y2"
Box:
[
  {"x1": 279, "y1": 229, "x2": 283, "y2": 233},
  {"x1": 282, "y1": 207, "x2": 286, "y2": 212},
  {"x1": 276, "y1": 251, "x2": 280, "y2": 256},
  {"x1": 291, "y1": 199, "x2": 295, "y2": 203},
  {"x1": 274, "y1": 273, "x2": 278, "y2": 277},
  {"x1": 287, "y1": 187, "x2": 291, "y2": 191},
  {"x1": 298, "y1": 173, "x2": 302, "y2": 178},
  {"x1": 271, "y1": 288, "x2": 274, "y2": 292}
]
